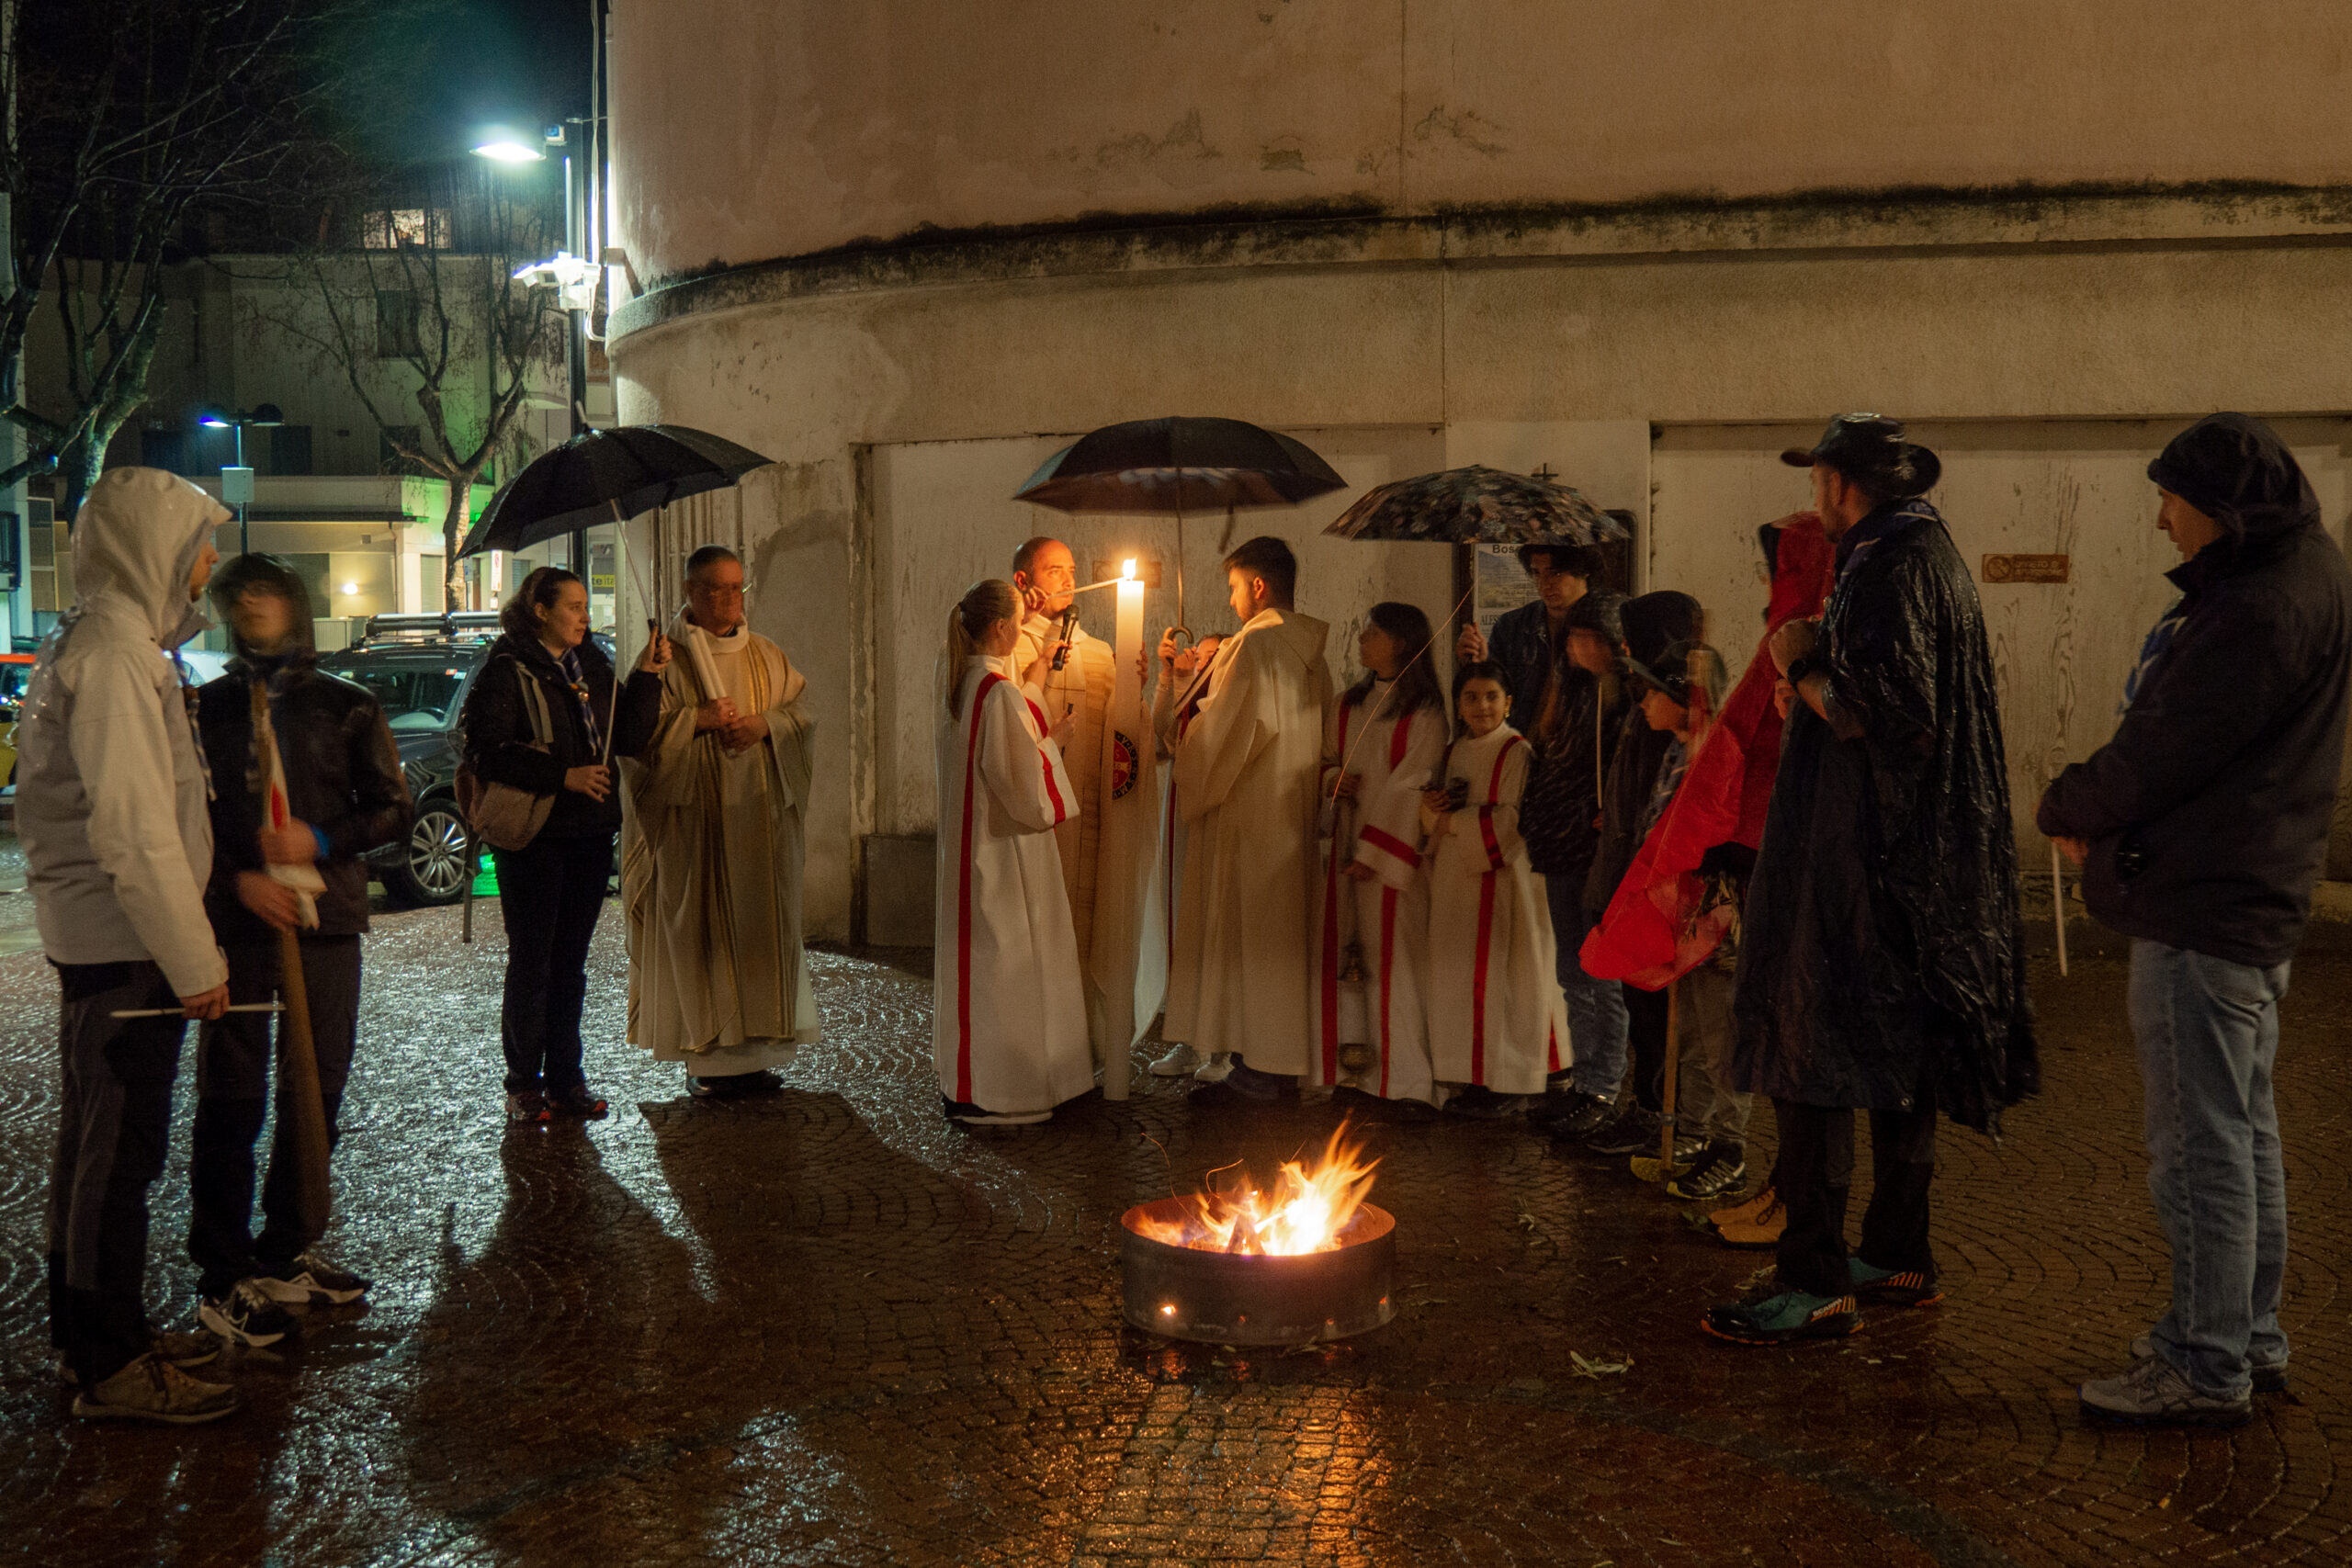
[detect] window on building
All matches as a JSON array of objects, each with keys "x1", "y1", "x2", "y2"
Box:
[
  {"x1": 266, "y1": 424, "x2": 313, "y2": 477},
  {"x1": 379, "y1": 425, "x2": 424, "y2": 474},
  {"x1": 362, "y1": 209, "x2": 449, "y2": 250},
  {"x1": 375, "y1": 290, "x2": 422, "y2": 358}
]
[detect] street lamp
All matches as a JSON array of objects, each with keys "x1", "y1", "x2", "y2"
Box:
[
  {"x1": 469, "y1": 124, "x2": 547, "y2": 164},
  {"x1": 199, "y1": 403, "x2": 284, "y2": 555}
]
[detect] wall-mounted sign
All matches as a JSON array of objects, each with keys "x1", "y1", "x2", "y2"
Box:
[{"x1": 1982, "y1": 553, "x2": 2070, "y2": 584}]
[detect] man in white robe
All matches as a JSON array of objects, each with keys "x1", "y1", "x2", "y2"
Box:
[
  {"x1": 621, "y1": 545, "x2": 820, "y2": 1096},
  {"x1": 1009, "y1": 537, "x2": 1120, "y2": 1051},
  {"x1": 1155, "y1": 536, "x2": 1332, "y2": 1109}
]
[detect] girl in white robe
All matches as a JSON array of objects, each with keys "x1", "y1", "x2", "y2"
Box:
[
  {"x1": 1311, "y1": 604, "x2": 1447, "y2": 1110},
  {"x1": 933, "y1": 580, "x2": 1091, "y2": 1124},
  {"x1": 1424, "y1": 661, "x2": 1572, "y2": 1105}
]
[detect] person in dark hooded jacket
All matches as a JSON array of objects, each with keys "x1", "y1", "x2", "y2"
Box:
[
  {"x1": 1709, "y1": 413, "x2": 2035, "y2": 1348},
  {"x1": 189, "y1": 554, "x2": 413, "y2": 1344},
  {"x1": 2041, "y1": 412, "x2": 2352, "y2": 1427}
]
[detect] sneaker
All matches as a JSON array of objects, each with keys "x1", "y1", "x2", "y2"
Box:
[
  {"x1": 198, "y1": 1280, "x2": 299, "y2": 1348},
  {"x1": 505, "y1": 1089, "x2": 549, "y2": 1125},
  {"x1": 1193, "y1": 1052, "x2": 1236, "y2": 1084},
  {"x1": 545, "y1": 1084, "x2": 610, "y2": 1119},
  {"x1": 1714, "y1": 1190, "x2": 1787, "y2": 1250},
  {"x1": 2130, "y1": 1333, "x2": 2289, "y2": 1394},
  {"x1": 1533, "y1": 1092, "x2": 1614, "y2": 1140},
  {"x1": 54, "y1": 1330, "x2": 220, "y2": 1388},
  {"x1": 1702, "y1": 1278, "x2": 1860, "y2": 1346},
  {"x1": 1849, "y1": 1257, "x2": 1942, "y2": 1308},
  {"x1": 1188, "y1": 1061, "x2": 1294, "y2": 1111},
  {"x1": 258, "y1": 1251, "x2": 370, "y2": 1306},
  {"x1": 2078, "y1": 1355, "x2": 2253, "y2": 1428},
  {"x1": 1442, "y1": 1085, "x2": 1518, "y2": 1120},
  {"x1": 72, "y1": 1351, "x2": 239, "y2": 1425},
  {"x1": 940, "y1": 1094, "x2": 1050, "y2": 1126},
  {"x1": 1629, "y1": 1133, "x2": 1705, "y2": 1182},
  {"x1": 1584, "y1": 1111, "x2": 1663, "y2": 1157},
  {"x1": 1666, "y1": 1145, "x2": 1747, "y2": 1201},
  {"x1": 1149, "y1": 1043, "x2": 1204, "y2": 1077}
]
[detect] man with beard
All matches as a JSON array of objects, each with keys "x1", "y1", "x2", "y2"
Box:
[{"x1": 1706, "y1": 414, "x2": 2036, "y2": 1346}]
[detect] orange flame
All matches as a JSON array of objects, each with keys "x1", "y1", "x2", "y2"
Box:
[{"x1": 1133, "y1": 1125, "x2": 1379, "y2": 1255}]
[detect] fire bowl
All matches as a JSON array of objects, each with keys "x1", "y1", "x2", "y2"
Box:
[{"x1": 1119, "y1": 1199, "x2": 1396, "y2": 1346}]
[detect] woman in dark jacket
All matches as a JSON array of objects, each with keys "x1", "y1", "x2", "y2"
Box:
[{"x1": 461, "y1": 567, "x2": 670, "y2": 1122}]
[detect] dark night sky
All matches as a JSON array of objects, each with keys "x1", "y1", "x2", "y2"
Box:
[{"x1": 330, "y1": 0, "x2": 595, "y2": 166}]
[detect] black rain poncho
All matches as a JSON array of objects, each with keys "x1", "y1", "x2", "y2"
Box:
[{"x1": 1732, "y1": 500, "x2": 2038, "y2": 1134}]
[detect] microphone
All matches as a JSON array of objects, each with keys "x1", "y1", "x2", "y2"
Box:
[{"x1": 1050, "y1": 604, "x2": 1078, "y2": 671}]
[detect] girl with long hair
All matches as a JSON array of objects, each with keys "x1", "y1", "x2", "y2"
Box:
[
  {"x1": 1311, "y1": 601, "x2": 1447, "y2": 1117},
  {"x1": 933, "y1": 580, "x2": 1091, "y2": 1125}
]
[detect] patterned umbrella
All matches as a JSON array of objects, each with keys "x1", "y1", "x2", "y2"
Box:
[{"x1": 1322, "y1": 464, "x2": 1627, "y2": 546}]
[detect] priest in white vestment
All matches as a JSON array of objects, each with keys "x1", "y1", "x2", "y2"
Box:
[
  {"x1": 933, "y1": 579, "x2": 1091, "y2": 1124},
  {"x1": 1156, "y1": 536, "x2": 1332, "y2": 1109},
  {"x1": 1009, "y1": 537, "x2": 1121, "y2": 1050},
  {"x1": 622, "y1": 545, "x2": 820, "y2": 1096}
]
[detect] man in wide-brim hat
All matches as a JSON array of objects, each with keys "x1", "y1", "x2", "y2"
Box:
[{"x1": 1703, "y1": 413, "x2": 2038, "y2": 1347}]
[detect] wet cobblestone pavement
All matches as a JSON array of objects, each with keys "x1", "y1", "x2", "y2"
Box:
[{"x1": 1, "y1": 899, "x2": 2348, "y2": 1566}]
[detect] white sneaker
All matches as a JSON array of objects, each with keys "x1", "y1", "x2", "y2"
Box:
[
  {"x1": 73, "y1": 1352, "x2": 239, "y2": 1425},
  {"x1": 198, "y1": 1280, "x2": 298, "y2": 1347},
  {"x1": 254, "y1": 1252, "x2": 370, "y2": 1306},
  {"x1": 1148, "y1": 1043, "x2": 1203, "y2": 1077},
  {"x1": 1193, "y1": 1053, "x2": 1235, "y2": 1084}
]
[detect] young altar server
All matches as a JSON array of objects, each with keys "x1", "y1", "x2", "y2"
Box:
[
  {"x1": 1423, "y1": 660, "x2": 1571, "y2": 1113},
  {"x1": 933, "y1": 580, "x2": 1092, "y2": 1125},
  {"x1": 1313, "y1": 603, "x2": 1448, "y2": 1116}
]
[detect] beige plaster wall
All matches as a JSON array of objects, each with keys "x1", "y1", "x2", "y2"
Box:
[{"x1": 611, "y1": 0, "x2": 2352, "y2": 278}]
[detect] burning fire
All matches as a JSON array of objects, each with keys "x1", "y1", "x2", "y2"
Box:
[{"x1": 1134, "y1": 1125, "x2": 1379, "y2": 1255}]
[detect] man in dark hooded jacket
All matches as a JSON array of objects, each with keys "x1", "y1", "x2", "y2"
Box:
[
  {"x1": 188, "y1": 555, "x2": 411, "y2": 1345},
  {"x1": 2041, "y1": 413, "x2": 2352, "y2": 1427},
  {"x1": 1709, "y1": 414, "x2": 2036, "y2": 1346}
]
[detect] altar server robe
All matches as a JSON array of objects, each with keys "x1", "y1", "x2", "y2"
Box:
[
  {"x1": 1161, "y1": 607, "x2": 1332, "y2": 1074},
  {"x1": 623, "y1": 615, "x2": 821, "y2": 1073},
  {"x1": 1311, "y1": 683, "x2": 1445, "y2": 1102},
  {"x1": 1427, "y1": 724, "x2": 1571, "y2": 1094},
  {"x1": 933, "y1": 657, "x2": 1091, "y2": 1113}
]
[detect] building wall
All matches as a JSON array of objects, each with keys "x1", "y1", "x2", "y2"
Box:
[{"x1": 605, "y1": 1, "x2": 2352, "y2": 940}]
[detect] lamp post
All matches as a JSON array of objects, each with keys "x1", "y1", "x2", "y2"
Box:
[{"x1": 199, "y1": 403, "x2": 284, "y2": 555}]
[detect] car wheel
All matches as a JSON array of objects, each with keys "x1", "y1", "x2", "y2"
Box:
[{"x1": 387, "y1": 803, "x2": 473, "y2": 907}]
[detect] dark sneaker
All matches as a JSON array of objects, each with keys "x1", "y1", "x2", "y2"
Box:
[
  {"x1": 1666, "y1": 1145, "x2": 1747, "y2": 1201},
  {"x1": 1189, "y1": 1061, "x2": 1295, "y2": 1111},
  {"x1": 2079, "y1": 1356, "x2": 2253, "y2": 1428},
  {"x1": 198, "y1": 1280, "x2": 298, "y2": 1348},
  {"x1": 258, "y1": 1252, "x2": 369, "y2": 1306},
  {"x1": 1536, "y1": 1094, "x2": 1617, "y2": 1142},
  {"x1": 72, "y1": 1352, "x2": 239, "y2": 1425},
  {"x1": 2130, "y1": 1333, "x2": 2288, "y2": 1394},
  {"x1": 940, "y1": 1094, "x2": 1050, "y2": 1126},
  {"x1": 691, "y1": 1069, "x2": 785, "y2": 1099},
  {"x1": 1702, "y1": 1279, "x2": 1860, "y2": 1346},
  {"x1": 504, "y1": 1090, "x2": 548, "y2": 1125},
  {"x1": 1849, "y1": 1257, "x2": 1942, "y2": 1308},
  {"x1": 1442, "y1": 1085, "x2": 1518, "y2": 1120},
  {"x1": 545, "y1": 1084, "x2": 610, "y2": 1119},
  {"x1": 1583, "y1": 1110, "x2": 1663, "y2": 1157}
]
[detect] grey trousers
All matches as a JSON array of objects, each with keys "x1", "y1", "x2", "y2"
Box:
[
  {"x1": 47, "y1": 960, "x2": 188, "y2": 1386},
  {"x1": 1671, "y1": 964, "x2": 1750, "y2": 1149}
]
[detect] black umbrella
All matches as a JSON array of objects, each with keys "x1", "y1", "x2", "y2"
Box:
[
  {"x1": 1012, "y1": 415, "x2": 1347, "y2": 629},
  {"x1": 1322, "y1": 465, "x2": 1626, "y2": 547},
  {"x1": 457, "y1": 423, "x2": 774, "y2": 558}
]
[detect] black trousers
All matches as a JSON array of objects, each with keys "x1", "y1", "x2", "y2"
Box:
[
  {"x1": 1624, "y1": 983, "x2": 1671, "y2": 1112},
  {"x1": 187, "y1": 937, "x2": 361, "y2": 1298},
  {"x1": 1772, "y1": 1093, "x2": 1939, "y2": 1298},
  {"x1": 47, "y1": 961, "x2": 187, "y2": 1387},
  {"x1": 493, "y1": 831, "x2": 615, "y2": 1095}
]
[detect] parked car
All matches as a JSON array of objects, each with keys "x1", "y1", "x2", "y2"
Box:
[{"x1": 0, "y1": 650, "x2": 33, "y2": 788}]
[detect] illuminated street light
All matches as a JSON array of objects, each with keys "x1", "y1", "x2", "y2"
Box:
[
  {"x1": 469, "y1": 125, "x2": 548, "y2": 163},
  {"x1": 198, "y1": 405, "x2": 284, "y2": 553}
]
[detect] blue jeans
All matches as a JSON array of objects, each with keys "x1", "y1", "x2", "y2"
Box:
[
  {"x1": 1544, "y1": 874, "x2": 1626, "y2": 1100},
  {"x1": 2128, "y1": 939, "x2": 2291, "y2": 1399}
]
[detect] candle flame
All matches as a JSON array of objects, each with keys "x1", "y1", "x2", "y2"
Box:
[{"x1": 1122, "y1": 558, "x2": 1137, "y2": 580}]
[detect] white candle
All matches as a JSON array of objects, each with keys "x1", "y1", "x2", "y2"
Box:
[{"x1": 1102, "y1": 560, "x2": 1145, "y2": 1100}]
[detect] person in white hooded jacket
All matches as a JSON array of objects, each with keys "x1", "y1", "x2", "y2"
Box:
[{"x1": 18, "y1": 468, "x2": 240, "y2": 1424}]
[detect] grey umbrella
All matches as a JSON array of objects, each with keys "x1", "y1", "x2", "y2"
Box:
[{"x1": 1322, "y1": 464, "x2": 1627, "y2": 546}]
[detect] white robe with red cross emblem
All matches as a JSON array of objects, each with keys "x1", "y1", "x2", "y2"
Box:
[
  {"x1": 932, "y1": 657, "x2": 1091, "y2": 1115},
  {"x1": 1309, "y1": 682, "x2": 1445, "y2": 1103},
  {"x1": 1426, "y1": 724, "x2": 1572, "y2": 1094}
]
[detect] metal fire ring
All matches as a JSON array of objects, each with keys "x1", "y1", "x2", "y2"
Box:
[{"x1": 1119, "y1": 1198, "x2": 1396, "y2": 1346}]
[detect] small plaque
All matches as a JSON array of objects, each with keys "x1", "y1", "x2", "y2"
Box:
[{"x1": 1982, "y1": 553, "x2": 2070, "y2": 584}]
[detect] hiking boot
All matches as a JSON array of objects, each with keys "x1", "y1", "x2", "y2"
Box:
[
  {"x1": 941, "y1": 1094, "x2": 1050, "y2": 1126},
  {"x1": 1714, "y1": 1190, "x2": 1787, "y2": 1250},
  {"x1": 1709, "y1": 1184, "x2": 1778, "y2": 1231},
  {"x1": 1442, "y1": 1085, "x2": 1518, "y2": 1120},
  {"x1": 258, "y1": 1251, "x2": 370, "y2": 1307},
  {"x1": 504, "y1": 1089, "x2": 549, "y2": 1125},
  {"x1": 1583, "y1": 1110, "x2": 1663, "y2": 1157},
  {"x1": 2078, "y1": 1355, "x2": 2253, "y2": 1428},
  {"x1": 1702, "y1": 1278, "x2": 1860, "y2": 1346},
  {"x1": 72, "y1": 1352, "x2": 239, "y2": 1426},
  {"x1": 1849, "y1": 1257, "x2": 1942, "y2": 1308},
  {"x1": 545, "y1": 1083, "x2": 609, "y2": 1119},
  {"x1": 1193, "y1": 1052, "x2": 1236, "y2": 1084},
  {"x1": 54, "y1": 1330, "x2": 220, "y2": 1388},
  {"x1": 1666, "y1": 1145, "x2": 1747, "y2": 1201},
  {"x1": 2130, "y1": 1334, "x2": 2288, "y2": 1394},
  {"x1": 1149, "y1": 1043, "x2": 1204, "y2": 1077},
  {"x1": 198, "y1": 1280, "x2": 298, "y2": 1348}
]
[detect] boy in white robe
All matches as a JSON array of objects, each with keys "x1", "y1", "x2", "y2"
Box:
[
  {"x1": 1313, "y1": 604, "x2": 1447, "y2": 1117},
  {"x1": 933, "y1": 581, "x2": 1092, "y2": 1124},
  {"x1": 1423, "y1": 660, "x2": 1572, "y2": 1111},
  {"x1": 1156, "y1": 537, "x2": 1333, "y2": 1111}
]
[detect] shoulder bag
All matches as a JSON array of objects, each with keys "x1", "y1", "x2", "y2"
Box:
[{"x1": 457, "y1": 660, "x2": 558, "y2": 852}]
